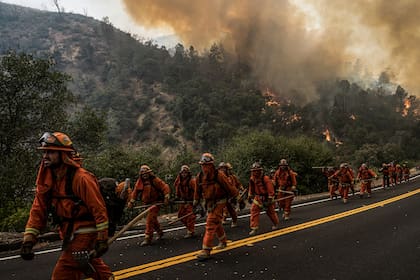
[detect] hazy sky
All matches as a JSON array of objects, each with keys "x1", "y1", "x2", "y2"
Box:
[{"x1": 0, "y1": 0, "x2": 174, "y2": 39}]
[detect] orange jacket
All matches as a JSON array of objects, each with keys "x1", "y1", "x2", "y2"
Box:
[
  {"x1": 25, "y1": 157, "x2": 108, "y2": 240},
  {"x1": 131, "y1": 176, "x2": 170, "y2": 205},
  {"x1": 357, "y1": 168, "x2": 377, "y2": 180},
  {"x1": 274, "y1": 168, "x2": 297, "y2": 189},
  {"x1": 174, "y1": 174, "x2": 197, "y2": 201},
  {"x1": 227, "y1": 174, "x2": 244, "y2": 191},
  {"x1": 248, "y1": 175, "x2": 275, "y2": 197},
  {"x1": 194, "y1": 170, "x2": 239, "y2": 202},
  {"x1": 331, "y1": 168, "x2": 354, "y2": 184}
]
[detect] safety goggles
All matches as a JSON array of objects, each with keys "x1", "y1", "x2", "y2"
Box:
[{"x1": 199, "y1": 155, "x2": 213, "y2": 164}]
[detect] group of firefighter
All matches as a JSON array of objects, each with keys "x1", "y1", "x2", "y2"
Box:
[
  {"x1": 20, "y1": 131, "x2": 412, "y2": 279},
  {"x1": 321, "y1": 161, "x2": 410, "y2": 203},
  {"x1": 121, "y1": 153, "x2": 298, "y2": 260}
]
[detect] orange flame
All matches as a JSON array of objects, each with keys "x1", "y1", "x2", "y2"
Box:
[
  {"x1": 402, "y1": 98, "x2": 411, "y2": 117},
  {"x1": 323, "y1": 128, "x2": 331, "y2": 142}
]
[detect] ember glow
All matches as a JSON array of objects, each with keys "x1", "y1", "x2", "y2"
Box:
[{"x1": 402, "y1": 98, "x2": 411, "y2": 117}]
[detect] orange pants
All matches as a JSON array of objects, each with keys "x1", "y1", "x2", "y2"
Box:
[
  {"x1": 223, "y1": 203, "x2": 238, "y2": 222},
  {"x1": 278, "y1": 188, "x2": 294, "y2": 214},
  {"x1": 359, "y1": 181, "x2": 372, "y2": 195},
  {"x1": 178, "y1": 204, "x2": 196, "y2": 233},
  {"x1": 145, "y1": 205, "x2": 162, "y2": 238},
  {"x1": 339, "y1": 185, "x2": 350, "y2": 199},
  {"x1": 329, "y1": 183, "x2": 339, "y2": 198},
  {"x1": 202, "y1": 203, "x2": 226, "y2": 250},
  {"x1": 250, "y1": 196, "x2": 279, "y2": 229},
  {"x1": 52, "y1": 232, "x2": 113, "y2": 280}
]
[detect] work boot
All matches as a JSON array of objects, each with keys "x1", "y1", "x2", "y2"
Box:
[
  {"x1": 215, "y1": 241, "x2": 227, "y2": 250},
  {"x1": 231, "y1": 221, "x2": 238, "y2": 228},
  {"x1": 343, "y1": 198, "x2": 348, "y2": 204},
  {"x1": 283, "y1": 212, "x2": 290, "y2": 221},
  {"x1": 271, "y1": 224, "x2": 278, "y2": 230},
  {"x1": 249, "y1": 228, "x2": 258, "y2": 236},
  {"x1": 140, "y1": 238, "x2": 152, "y2": 246},
  {"x1": 156, "y1": 231, "x2": 164, "y2": 241},
  {"x1": 367, "y1": 193, "x2": 371, "y2": 198},
  {"x1": 183, "y1": 231, "x2": 195, "y2": 239},
  {"x1": 196, "y1": 249, "x2": 211, "y2": 260}
]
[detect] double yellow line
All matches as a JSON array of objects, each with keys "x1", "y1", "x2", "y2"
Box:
[{"x1": 113, "y1": 189, "x2": 420, "y2": 279}]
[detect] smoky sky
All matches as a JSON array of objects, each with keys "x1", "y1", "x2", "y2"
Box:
[{"x1": 122, "y1": 0, "x2": 420, "y2": 101}]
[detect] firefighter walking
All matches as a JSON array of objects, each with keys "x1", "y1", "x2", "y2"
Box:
[
  {"x1": 273, "y1": 159, "x2": 297, "y2": 220},
  {"x1": 248, "y1": 162, "x2": 279, "y2": 236},
  {"x1": 128, "y1": 165, "x2": 170, "y2": 246},
  {"x1": 173, "y1": 165, "x2": 197, "y2": 238},
  {"x1": 194, "y1": 153, "x2": 239, "y2": 260},
  {"x1": 20, "y1": 132, "x2": 113, "y2": 280},
  {"x1": 330, "y1": 163, "x2": 354, "y2": 203},
  {"x1": 357, "y1": 163, "x2": 377, "y2": 198}
]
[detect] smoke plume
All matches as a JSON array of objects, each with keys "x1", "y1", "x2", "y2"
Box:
[{"x1": 122, "y1": 0, "x2": 420, "y2": 101}]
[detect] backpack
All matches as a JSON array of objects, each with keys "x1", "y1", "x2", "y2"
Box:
[{"x1": 56, "y1": 167, "x2": 126, "y2": 236}]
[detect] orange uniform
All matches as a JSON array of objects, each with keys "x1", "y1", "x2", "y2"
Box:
[
  {"x1": 357, "y1": 165, "x2": 377, "y2": 198},
  {"x1": 248, "y1": 173, "x2": 279, "y2": 232},
  {"x1": 194, "y1": 168, "x2": 239, "y2": 251},
  {"x1": 323, "y1": 168, "x2": 339, "y2": 199},
  {"x1": 23, "y1": 132, "x2": 112, "y2": 280},
  {"x1": 273, "y1": 166, "x2": 297, "y2": 220},
  {"x1": 331, "y1": 165, "x2": 354, "y2": 203},
  {"x1": 389, "y1": 164, "x2": 397, "y2": 186},
  {"x1": 403, "y1": 166, "x2": 410, "y2": 182},
  {"x1": 174, "y1": 170, "x2": 197, "y2": 236},
  {"x1": 131, "y1": 175, "x2": 170, "y2": 242}
]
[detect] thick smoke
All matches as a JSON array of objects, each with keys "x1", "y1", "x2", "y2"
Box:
[{"x1": 122, "y1": 0, "x2": 419, "y2": 101}]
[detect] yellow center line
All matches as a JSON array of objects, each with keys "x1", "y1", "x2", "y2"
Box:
[{"x1": 113, "y1": 189, "x2": 420, "y2": 279}]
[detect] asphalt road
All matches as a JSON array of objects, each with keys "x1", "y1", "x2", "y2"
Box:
[{"x1": 1, "y1": 177, "x2": 420, "y2": 280}]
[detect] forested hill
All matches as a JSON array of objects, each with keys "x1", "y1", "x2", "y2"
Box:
[{"x1": 1, "y1": 1, "x2": 419, "y2": 161}]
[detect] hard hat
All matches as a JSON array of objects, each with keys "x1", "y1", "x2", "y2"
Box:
[
  {"x1": 279, "y1": 159, "x2": 288, "y2": 166},
  {"x1": 139, "y1": 165, "x2": 153, "y2": 174},
  {"x1": 199, "y1": 153, "x2": 215, "y2": 164},
  {"x1": 38, "y1": 132, "x2": 75, "y2": 152},
  {"x1": 250, "y1": 162, "x2": 263, "y2": 171},
  {"x1": 340, "y1": 163, "x2": 346, "y2": 168},
  {"x1": 226, "y1": 163, "x2": 233, "y2": 170},
  {"x1": 361, "y1": 163, "x2": 367, "y2": 168},
  {"x1": 180, "y1": 165, "x2": 190, "y2": 172},
  {"x1": 218, "y1": 162, "x2": 227, "y2": 168}
]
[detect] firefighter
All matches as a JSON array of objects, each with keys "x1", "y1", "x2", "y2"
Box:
[
  {"x1": 322, "y1": 167, "x2": 339, "y2": 199},
  {"x1": 128, "y1": 165, "x2": 170, "y2": 246},
  {"x1": 226, "y1": 162, "x2": 246, "y2": 213},
  {"x1": 20, "y1": 132, "x2": 113, "y2": 279},
  {"x1": 248, "y1": 162, "x2": 279, "y2": 235},
  {"x1": 218, "y1": 162, "x2": 240, "y2": 228},
  {"x1": 273, "y1": 159, "x2": 297, "y2": 220},
  {"x1": 389, "y1": 162, "x2": 397, "y2": 186},
  {"x1": 330, "y1": 163, "x2": 354, "y2": 203},
  {"x1": 194, "y1": 153, "x2": 239, "y2": 260},
  {"x1": 402, "y1": 164, "x2": 410, "y2": 182},
  {"x1": 357, "y1": 163, "x2": 377, "y2": 198},
  {"x1": 379, "y1": 163, "x2": 390, "y2": 188},
  {"x1": 173, "y1": 165, "x2": 197, "y2": 238}
]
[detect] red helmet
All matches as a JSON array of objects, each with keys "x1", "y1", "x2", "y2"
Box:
[
  {"x1": 38, "y1": 132, "x2": 75, "y2": 152},
  {"x1": 199, "y1": 153, "x2": 215, "y2": 165}
]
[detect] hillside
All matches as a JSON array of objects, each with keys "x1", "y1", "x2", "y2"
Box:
[
  {"x1": 1, "y1": 2, "x2": 419, "y2": 160},
  {"x1": 0, "y1": 2, "x2": 184, "y2": 149}
]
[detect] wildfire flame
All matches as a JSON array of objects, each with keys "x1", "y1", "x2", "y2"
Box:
[
  {"x1": 402, "y1": 98, "x2": 411, "y2": 117},
  {"x1": 323, "y1": 128, "x2": 331, "y2": 142}
]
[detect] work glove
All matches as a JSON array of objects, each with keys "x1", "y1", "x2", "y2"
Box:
[
  {"x1": 127, "y1": 199, "x2": 135, "y2": 209},
  {"x1": 20, "y1": 234, "x2": 36, "y2": 261},
  {"x1": 20, "y1": 241, "x2": 35, "y2": 260},
  {"x1": 164, "y1": 195, "x2": 170, "y2": 206},
  {"x1": 94, "y1": 240, "x2": 108, "y2": 258}
]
